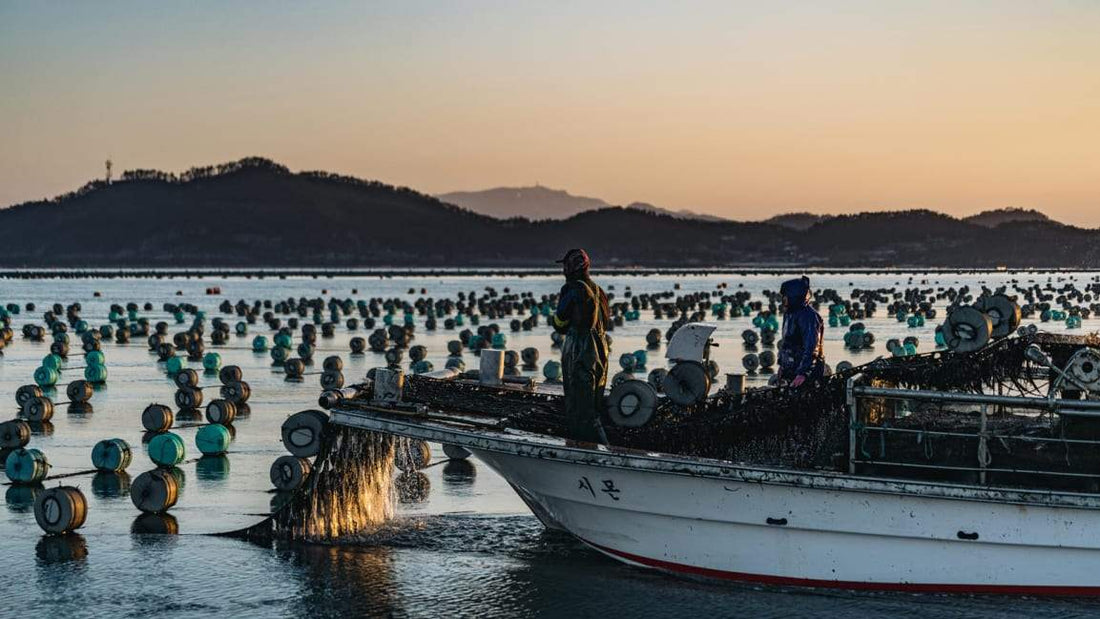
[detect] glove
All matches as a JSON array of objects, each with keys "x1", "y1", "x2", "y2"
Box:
[{"x1": 790, "y1": 374, "x2": 806, "y2": 388}]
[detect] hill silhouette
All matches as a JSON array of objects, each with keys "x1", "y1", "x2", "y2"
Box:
[
  {"x1": 2, "y1": 157, "x2": 1097, "y2": 268},
  {"x1": 436, "y1": 185, "x2": 607, "y2": 220},
  {"x1": 963, "y1": 208, "x2": 1050, "y2": 228}
]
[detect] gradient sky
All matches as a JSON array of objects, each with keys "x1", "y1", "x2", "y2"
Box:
[{"x1": 2, "y1": 1, "x2": 1099, "y2": 225}]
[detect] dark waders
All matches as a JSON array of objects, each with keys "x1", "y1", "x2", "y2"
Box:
[{"x1": 561, "y1": 329, "x2": 609, "y2": 443}]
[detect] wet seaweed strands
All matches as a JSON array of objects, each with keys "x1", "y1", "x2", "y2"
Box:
[{"x1": 226, "y1": 425, "x2": 397, "y2": 543}]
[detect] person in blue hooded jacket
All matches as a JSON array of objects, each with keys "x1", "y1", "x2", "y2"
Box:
[{"x1": 778, "y1": 276, "x2": 825, "y2": 387}]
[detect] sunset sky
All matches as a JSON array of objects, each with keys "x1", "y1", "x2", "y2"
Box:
[{"x1": 2, "y1": 1, "x2": 1098, "y2": 225}]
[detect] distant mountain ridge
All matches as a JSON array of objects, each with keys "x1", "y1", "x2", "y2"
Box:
[
  {"x1": 436, "y1": 185, "x2": 725, "y2": 222},
  {"x1": 963, "y1": 208, "x2": 1050, "y2": 228},
  {"x1": 436, "y1": 186, "x2": 608, "y2": 220},
  {"x1": 2, "y1": 157, "x2": 1095, "y2": 268}
]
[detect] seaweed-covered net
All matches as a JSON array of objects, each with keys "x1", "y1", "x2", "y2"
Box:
[
  {"x1": 225, "y1": 426, "x2": 398, "y2": 543},
  {"x1": 402, "y1": 332, "x2": 1099, "y2": 471},
  {"x1": 613, "y1": 333, "x2": 1098, "y2": 469}
]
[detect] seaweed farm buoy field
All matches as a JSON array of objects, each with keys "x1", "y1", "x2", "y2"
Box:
[{"x1": 2, "y1": 271, "x2": 1099, "y2": 618}]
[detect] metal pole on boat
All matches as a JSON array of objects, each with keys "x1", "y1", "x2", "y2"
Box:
[{"x1": 846, "y1": 376, "x2": 859, "y2": 475}]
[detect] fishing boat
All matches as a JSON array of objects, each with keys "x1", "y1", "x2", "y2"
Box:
[{"x1": 322, "y1": 310, "x2": 1100, "y2": 594}]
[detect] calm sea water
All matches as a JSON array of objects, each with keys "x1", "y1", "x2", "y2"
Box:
[{"x1": 1, "y1": 271, "x2": 1098, "y2": 618}]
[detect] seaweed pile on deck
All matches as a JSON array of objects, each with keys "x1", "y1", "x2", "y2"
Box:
[
  {"x1": 614, "y1": 332, "x2": 1097, "y2": 471},
  {"x1": 398, "y1": 332, "x2": 1099, "y2": 475}
]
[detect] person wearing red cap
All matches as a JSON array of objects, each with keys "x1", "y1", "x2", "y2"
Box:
[{"x1": 553, "y1": 249, "x2": 610, "y2": 442}]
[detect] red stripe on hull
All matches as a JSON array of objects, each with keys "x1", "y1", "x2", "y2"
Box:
[{"x1": 581, "y1": 539, "x2": 1100, "y2": 596}]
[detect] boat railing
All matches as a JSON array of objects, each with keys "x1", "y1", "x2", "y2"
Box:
[{"x1": 846, "y1": 376, "x2": 1100, "y2": 486}]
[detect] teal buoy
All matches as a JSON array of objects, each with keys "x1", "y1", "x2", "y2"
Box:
[
  {"x1": 543, "y1": 360, "x2": 563, "y2": 382},
  {"x1": 251, "y1": 335, "x2": 268, "y2": 352},
  {"x1": 85, "y1": 350, "x2": 106, "y2": 366},
  {"x1": 6, "y1": 448, "x2": 49, "y2": 484},
  {"x1": 91, "y1": 438, "x2": 132, "y2": 472},
  {"x1": 195, "y1": 424, "x2": 231, "y2": 456},
  {"x1": 41, "y1": 354, "x2": 63, "y2": 371},
  {"x1": 84, "y1": 364, "x2": 108, "y2": 384},
  {"x1": 165, "y1": 356, "x2": 183, "y2": 375},
  {"x1": 34, "y1": 366, "x2": 59, "y2": 388},
  {"x1": 271, "y1": 346, "x2": 291, "y2": 364},
  {"x1": 491, "y1": 333, "x2": 507, "y2": 349},
  {"x1": 202, "y1": 352, "x2": 221, "y2": 372},
  {"x1": 147, "y1": 432, "x2": 186, "y2": 467}
]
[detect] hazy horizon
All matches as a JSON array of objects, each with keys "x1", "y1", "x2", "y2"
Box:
[{"x1": 3, "y1": 1, "x2": 1099, "y2": 225}]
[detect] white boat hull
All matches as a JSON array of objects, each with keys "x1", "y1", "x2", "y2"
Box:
[{"x1": 332, "y1": 408, "x2": 1100, "y2": 594}]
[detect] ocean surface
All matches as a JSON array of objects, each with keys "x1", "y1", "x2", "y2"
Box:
[{"x1": 1, "y1": 271, "x2": 1098, "y2": 618}]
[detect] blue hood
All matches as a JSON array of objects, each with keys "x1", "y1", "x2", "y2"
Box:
[{"x1": 780, "y1": 276, "x2": 811, "y2": 310}]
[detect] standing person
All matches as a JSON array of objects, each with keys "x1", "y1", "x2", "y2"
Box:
[
  {"x1": 552, "y1": 249, "x2": 611, "y2": 442},
  {"x1": 778, "y1": 276, "x2": 825, "y2": 387}
]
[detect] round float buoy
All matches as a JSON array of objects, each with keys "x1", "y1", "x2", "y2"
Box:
[
  {"x1": 15, "y1": 385, "x2": 43, "y2": 408},
  {"x1": 662, "y1": 361, "x2": 710, "y2": 406},
  {"x1": 976, "y1": 294, "x2": 1021, "y2": 339},
  {"x1": 0, "y1": 419, "x2": 31, "y2": 449},
  {"x1": 84, "y1": 364, "x2": 108, "y2": 384},
  {"x1": 22, "y1": 396, "x2": 55, "y2": 422},
  {"x1": 220, "y1": 381, "x2": 251, "y2": 403},
  {"x1": 218, "y1": 365, "x2": 242, "y2": 384},
  {"x1": 395, "y1": 439, "x2": 432, "y2": 472},
  {"x1": 5, "y1": 448, "x2": 49, "y2": 483},
  {"x1": 174, "y1": 387, "x2": 203, "y2": 409},
  {"x1": 65, "y1": 380, "x2": 93, "y2": 404},
  {"x1": 202, "y1": 352, "x2": 221, "y2": 372},
  {"x1": 280, "y1": 410, "x2": 329, "y2": 457},
  {"x1": 349, "y1": 337, "x2": 366, "y2": 354},
  {"x1": 442, "y1": 444, "x2": 471, "y2": 460},
  {"x1": 943, "y1": 306, "x2": 994, "y2": 353},
  {"x1": 606, "y1": 380, "x2": 658, "y2": 428},
  {"x1": 165, "y1": 356, "x2": 183, "y2": 375},
  {"x1": 758, "y1": 350, "x2": 776, "y2": 369},
  {"x1": 91, "y1": 438, "x2": 132, "y2": 472},
  {"x1": 205, "y1": 399, "x2": 237, "y2": 426},
  {"x1": 322, "y1": 356, "x2": 343, "y2": 372},
  {"x1": 195, "y1": 424, "x2": 231, "y2": 456},
  {"x1": 141, "y1": 404, "x2": 174, "y2": 433},
  {"x1": 147, "y1": 432, "x2": 186, "y2": 467},
  {"x1": 647, "y1": 368, "x2": 667, "y2": 393},
  {"x1": 130, "y1": 469, "x2": 179, "y2": 513},
  {"x1": 33, "y1": 366, "x2": 59, "y2": 388},
  {"x1": 284, "y1": 358, "x2": 306, "y2": 380},
  {"x1": 542, "y1": 360, "x2": 563, "y2": 383},
  {"x1": 269, "y1": 455, "x2": 311, "y2": 491},
  {"x1": 742, "y1": 353, "x2": 760, "y2": 373},
  {"x1": 34, "y1": 486, "x2": 87, "y2": 535},
  {"x1": 175, "y1": 369, "x2": 199, "y2": 389}
]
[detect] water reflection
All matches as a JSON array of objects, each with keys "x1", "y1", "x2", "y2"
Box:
[
  {"x1": 196, "y1": 455, "x2": 230, "y2": 482},
  {"x1": 131, "y1": 513, "x2": 179, "y2": 536},
  {"x1": 6, "y1": 483, "x2": 42, "y2": 512},
  {"x1": 35, "y1": 533, "x2": 88, "y2": 564},
  {"x1": 283, "y1": 544, "x2": 402, "y2": 617},
  {"x1": 28, "y1": 421, "x2": 54, "y2": 437},
  {"x1": 442, "y1": 459, "x2": 476, "y2": 483},
  {"x1": 175, "y1": 408, "x2": 203, "y2": 422},
  {"x1": 91, "y1": 470, "x2": 132, "y2": 498},
  {"x1": 66, "y1": 402, "x2": 94, "y2": 418}
]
